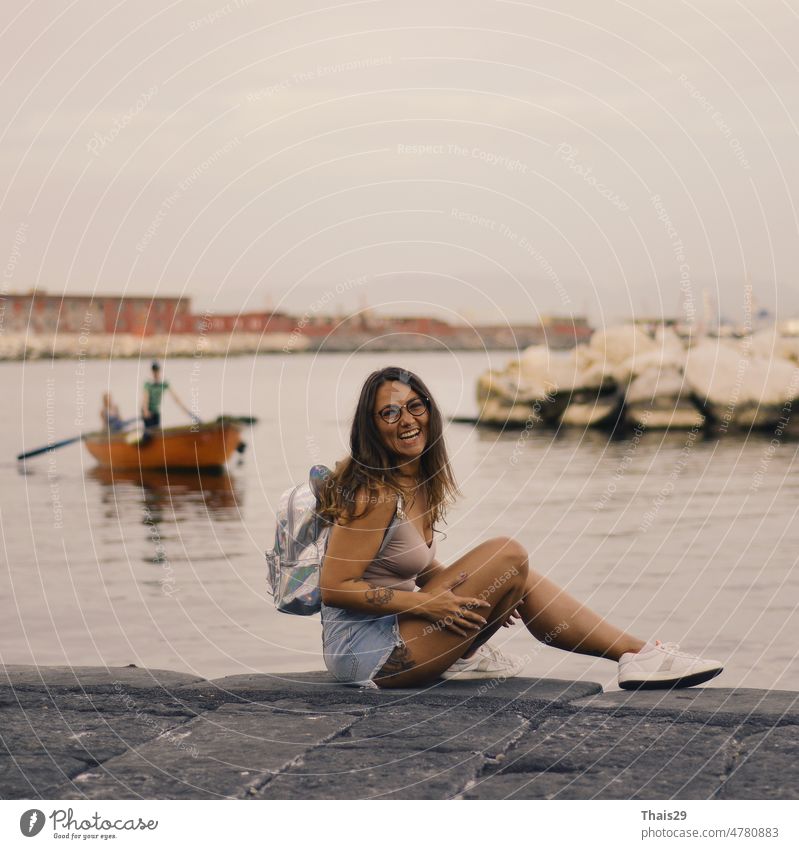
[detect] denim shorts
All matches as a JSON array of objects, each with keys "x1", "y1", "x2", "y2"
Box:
[{"x1": 321, "y1": 603, "x2": 404, "y2": 688}]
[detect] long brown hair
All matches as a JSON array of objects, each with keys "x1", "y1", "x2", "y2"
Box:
[{"x1": 317, "y1": 366, "x2": 460, "y2": 528}]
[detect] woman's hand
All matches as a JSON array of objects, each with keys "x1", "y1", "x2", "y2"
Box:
[
  {"x1": 415, "y1": 572, "x2": 491, "y2": 637},
  {"x1": 501, "y1": 607, "x2": 523, "y2": 628}
]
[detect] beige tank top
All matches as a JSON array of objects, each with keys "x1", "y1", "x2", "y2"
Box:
[{"x1": 362, "y1": 512, "x2": 437, "y2": 592}]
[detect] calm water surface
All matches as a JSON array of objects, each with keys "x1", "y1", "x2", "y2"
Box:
[{"x1": 2, "y1": 352, "x2": 797, "y2": 690}]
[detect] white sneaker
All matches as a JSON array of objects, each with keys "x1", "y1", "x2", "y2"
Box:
[
  {"x1": 618, "y1": 640, "x2": 724, "y2": 690},
  {"x1": 441, "y1": 643, "x2": 526, "y2": 681}
]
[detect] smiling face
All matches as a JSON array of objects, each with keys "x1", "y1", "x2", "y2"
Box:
[{"x1": 373, "y1": 380, "x2": 429, "y2": 467}]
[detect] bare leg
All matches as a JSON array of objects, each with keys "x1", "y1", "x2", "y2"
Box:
[
  {"x1": 518, "y1": 568, "x2": 646, "y2": 661},
  {"x1": 375, "y1": 539, "x2": 647, "y2": 688},
  {"x1": 375, "y1": 537, "x2": 529, "y2": 688}
]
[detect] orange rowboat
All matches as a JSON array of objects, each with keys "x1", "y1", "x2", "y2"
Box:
[{"x1": 83, "y1": 419, "x2": 243, "y2": 471}]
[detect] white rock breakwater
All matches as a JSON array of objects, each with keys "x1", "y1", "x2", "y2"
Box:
[{"x1": 477, "y1": 324, "x2": 799, "y2": 432}]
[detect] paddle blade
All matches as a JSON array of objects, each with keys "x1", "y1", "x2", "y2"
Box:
[
  {"x1": 15, "y1": 418, "x2": 140, "y2": 461},
  {"x1": 17, "y1": 434, "x2": 84, "y2": 461},
  {"x1": 216, "y1": 414, "x2": 259, "y2": 425}
]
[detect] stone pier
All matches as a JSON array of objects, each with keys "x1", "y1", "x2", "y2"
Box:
[{"x1": 2, "y1": 665, "x2": 797, "y2": 800}]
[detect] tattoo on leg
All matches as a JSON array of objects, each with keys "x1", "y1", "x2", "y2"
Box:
[
  {"x1": 375, "y1": 643, "x2": 415, "y2": 679},
  {"x1": 365, "y1": 583, "x2": 394, "y2": 606}
]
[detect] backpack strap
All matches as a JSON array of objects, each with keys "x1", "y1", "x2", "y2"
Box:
[
  {"x1": 308, "y1": 464, "x2": 333, "y2": 502},
  {"x1": 376, "y1": 491, "x2": 405, "y2": 557}
]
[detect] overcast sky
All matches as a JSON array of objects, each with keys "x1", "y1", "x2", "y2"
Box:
[{"x1": 2, "y1": 0, "x2": 798, "y2": 326}]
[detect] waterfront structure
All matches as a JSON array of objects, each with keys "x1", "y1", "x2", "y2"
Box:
[
  {"x1": 1, "y1": 664, "x2": 793, "y2": 800},
  {"x1": 1, "y1": 289, "x2": 189, "y2": 336},
  {"x1": 0, "y1": 289, "x2": 592, "y2": 354},
  {"x1": 171, "y1": 310, "x2": 297, "y2": 335}
]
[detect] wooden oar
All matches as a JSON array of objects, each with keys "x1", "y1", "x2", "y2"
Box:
[
  {"x1": 215, "y1": 414, "x2": 259, "y2": 425},
  {"x1": 16, "y1": 418, "x2": 140, "y2": 461}
]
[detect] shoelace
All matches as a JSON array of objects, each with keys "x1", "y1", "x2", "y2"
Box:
[
  {"x1": 657, "y1": 641, "x2": 697, "y2": 659},
  {"x1": 478, "y1": 644, "x2": 501, "y2": 662},
  {"x1": 478, "y1": 643, "x2": 512, "y2": 666}
]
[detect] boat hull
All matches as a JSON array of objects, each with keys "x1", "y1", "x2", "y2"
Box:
[{"x1": 83, "y1": 421, "x2": 242, "y2": 470}]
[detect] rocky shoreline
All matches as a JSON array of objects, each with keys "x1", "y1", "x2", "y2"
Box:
[
  {"x1": 2, "y1": 664, "x2": 797, "y2": 800},
  {"x1": 0, "y1": 329, "x2": 550, "y2": 361}
]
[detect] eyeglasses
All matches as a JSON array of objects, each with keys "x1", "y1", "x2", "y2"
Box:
[{"x1": 376, "y1": 396, "x2": 430, "y2": 424}]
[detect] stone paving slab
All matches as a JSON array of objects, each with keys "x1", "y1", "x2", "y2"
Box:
[
  {"x1": 573, "y1": 687, "x2": 799, "y2": 724},
  {"x1": 257, "y1": 704, "x2": 531, "y2": 799},
  {"x1": 0, "y1": 664, "x2": 205, "y2": 692},
  {"x1": 0, "y1": 694, "x2": 197, "y2": 799},
  {"x1": 721, "y1": 726, "x2": 799, "y2": 800},
  {"x1": 0, "y1": 707, "x2": 188, "y2": 764},
  {"x1": 0, "y1": 754, "x2": 89, "y2": 800},
  {"x1": 258, "y1": 745, "x2": 488, "y2": 800},
  {"x1": 178, "y1": 670, "x2": 602, "y2": 708},
  {"x1": 466, "y1": 713, "x2": 735, "y2": 799},
  {"x1": 53, "y1": 704, "x2": 355, "y2": 800},
  {"x1": 337, "y1": 703, "x2": 528, "y2": 754},
  {"x1": 0, "y1": 688, "x2": 199, "y2": 716},
  {"x1": 262, "y1": 698, "x2": 370, "y2": 717}
]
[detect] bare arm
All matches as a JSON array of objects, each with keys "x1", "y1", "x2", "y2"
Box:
[
  {"x1": 141, "y1": 390, "x2": 150, "y2": 418},
  {"x1": 320, "y1": 489, "x2": 489, "y2": 635},
  {"x1": 168, "y1": 386, "x2": 197, "y2": 420},
  {"x1": 320, "y1": 489, "x2": 421, "y2": 615}
]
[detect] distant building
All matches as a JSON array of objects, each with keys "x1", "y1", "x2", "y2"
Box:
[
  {"x1": 171, "y1": 310, "x2": 296, "y2": 335},
  {"x1": 0, "y1": 289, "x2": 593, "y2": 351},
  {"x1": 1, "y1": 290, "x2": 189, "y2": 335},
  {"x1": 355, "y1": 314, "x2": 456, "y2": 337}
]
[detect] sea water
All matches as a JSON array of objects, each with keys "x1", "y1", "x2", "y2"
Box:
[{"x1": 1, "y1": 352, "x2": 797, "y2": 690}]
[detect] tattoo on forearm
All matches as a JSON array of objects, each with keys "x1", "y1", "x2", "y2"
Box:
[
  {"x1": 375, "y1": 643, "x2": 415, "y2": 679},
  {"x1": 365, "y1": 583, "x2": 394, "y2": 606}
]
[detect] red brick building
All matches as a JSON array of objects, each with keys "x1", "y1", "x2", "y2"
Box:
[
  {"x1": 1, "y1": 290, "x2": 189, "y2": 335},
  {"x1": 171, "y1": 311, "x2": 297, "y2": 334}
]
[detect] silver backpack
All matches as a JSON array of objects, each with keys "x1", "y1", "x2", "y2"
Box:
[{"x1": 266, "y1": 465, "x2": 402, "y2": 615}]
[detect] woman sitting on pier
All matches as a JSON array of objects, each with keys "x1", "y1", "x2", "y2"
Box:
[{"x1": 318, "y1": 365, "x2": 724, "y2": 690}]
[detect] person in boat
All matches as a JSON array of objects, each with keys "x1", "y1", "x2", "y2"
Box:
[
  {"x1": 100, "y1": 393, "x2": 124, "y2": 432},
  {"x1": 317, "y1": 365, "x2": 725, "y2": 689},
  {"x1": 141, "y1": 361, "x2": 196, "y2": 429}
]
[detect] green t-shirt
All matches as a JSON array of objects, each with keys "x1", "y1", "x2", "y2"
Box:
[{"x1": 144, "y1": 380, "x2": 169, "y2": 413}]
